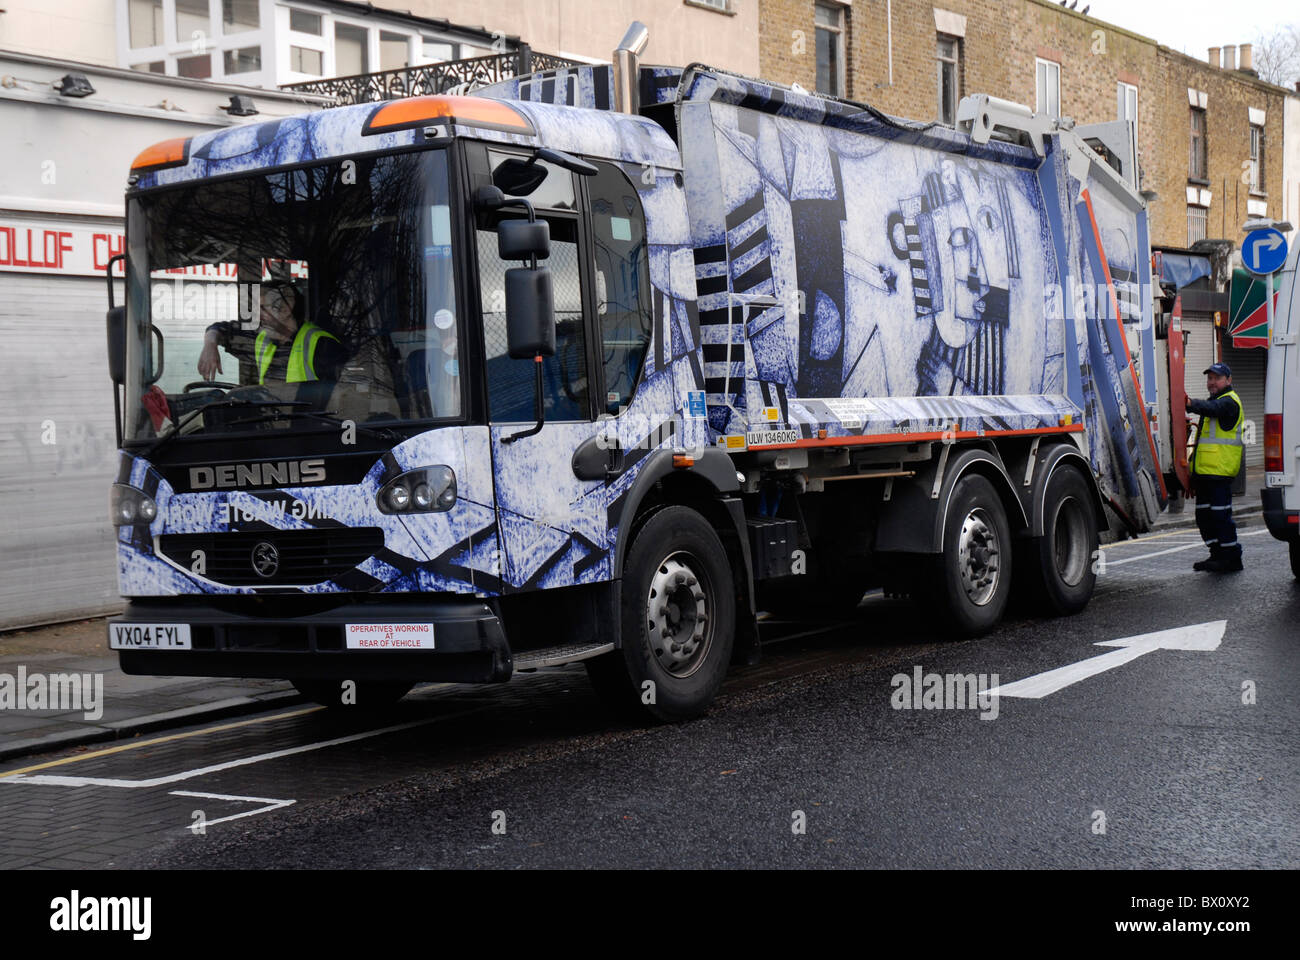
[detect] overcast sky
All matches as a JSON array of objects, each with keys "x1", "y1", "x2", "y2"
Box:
[{"x1": 1078, "y1": 0, "x2": 1294, "y2": 60}]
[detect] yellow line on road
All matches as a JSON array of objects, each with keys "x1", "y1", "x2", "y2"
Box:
[{"x1": 0, "y1": 705, "x2": 324, "y2": 779}]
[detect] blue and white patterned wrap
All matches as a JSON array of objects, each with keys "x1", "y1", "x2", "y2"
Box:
[{"x1": 118, "y1": 66, "x2": 1163, "y2": 598}]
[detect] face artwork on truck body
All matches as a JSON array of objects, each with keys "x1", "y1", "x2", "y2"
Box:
[{"x1": 897, "y1": 158, "x2": 1021, "y2": 399}]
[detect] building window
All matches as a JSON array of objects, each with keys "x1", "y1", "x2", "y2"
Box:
[
  {"x1": 1249, "y1": 123, "x2": 1265, "y2": 194},
  {"x1": 131, "y1": 60, "x2": 166, "y2": 73},
  {"x1": 128, "y1": 0, "x2": 164, "y2": 48},
  {"x1": 290, "y1": 45, "x2": 323, "y2": 75},
  {"x1": 176, "y1": 52, "x2": 212, "y2": 79},
  {"x1": 223, "y1": 45, "x2": 261, "y2": 74},
  {"x1": 380, "y1": 31, "x2": 410, "y2": 71},
  {"x1": 690, "y1": 0, "x2": 730, "y2": 9},
  {"x1": 815, "y1": 3, "x2": 845, "y2": 97},
  {"x1": 1189, "y1": 107, "x2": 1207, "y2": 180},
  {"x1": 221, "y1": 0, "x2": 258, "y2": 35},
  {"x1": 1117, "y1": 81, "x2": 1137, "y2": 124},
  {"x1": 937, "y1": 35, "x2": 960, "y2": 124},
  {"x1": 1035, "y1": 58, "x2": 1060, "y2": 118},
  {"x1": 289, "y1": 9, "x2": 322, "y2": 35},
  {"x1": 334, "y1": 22, "x2": 369, "y2": 76},
  {"x1": 175, "y1": 0, "x2": 209, "y2": 42},
  {"x1": 422, "y1": 38, "x2": 459, "y2": 63},
  {"x1": 1187, "y1": 205, "x2": 1208, "y2": 245}
]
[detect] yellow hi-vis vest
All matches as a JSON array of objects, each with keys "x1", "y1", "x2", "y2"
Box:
[
  {"x1": 1193, "y1": 388, "x2": 1245, "y2": 477},
  {"x1": 254, "y1": 321, "x2": 339, "y2": 385}
]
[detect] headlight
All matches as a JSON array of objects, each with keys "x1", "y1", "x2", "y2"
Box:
[
  {"x1": 377, "y1": 466, "x2": 456, "y2": 514},
  {"x1": 110, "y1": 484, "x2": 158, "y2": 527}
]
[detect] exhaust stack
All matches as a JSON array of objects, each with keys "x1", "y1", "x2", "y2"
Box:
[{"x1": 614, "y1": 22, "x2": 649, "y2": 115}]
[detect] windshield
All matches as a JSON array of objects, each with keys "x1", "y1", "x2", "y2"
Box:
[{"x1": 124, "y1": 149, "x2": 460, "y2": 445}]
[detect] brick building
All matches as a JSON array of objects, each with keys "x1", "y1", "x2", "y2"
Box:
[{"x1": 759, "y1": 0, "x2": 1296, "y2": 253}]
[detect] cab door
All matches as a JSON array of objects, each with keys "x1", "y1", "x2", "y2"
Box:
[{"x1": 472, "y1": 145, "x2": 611, "y2": 592}]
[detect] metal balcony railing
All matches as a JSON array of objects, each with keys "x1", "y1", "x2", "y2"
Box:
[{"x1": 280, "y1": 48, "x2": 583, "y2": 104}]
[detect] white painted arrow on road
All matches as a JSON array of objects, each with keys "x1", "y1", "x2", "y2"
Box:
[{"x1": 984, "y1": 620, "x2": 1226, "y2": 699}]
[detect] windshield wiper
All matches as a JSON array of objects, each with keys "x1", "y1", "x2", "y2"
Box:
[
  {"x1": 140, "y1": 397, "x2": 310, "y2": 458},
  {"x1": 226, "y1": 409, "x2": 406, "y2": 443}
]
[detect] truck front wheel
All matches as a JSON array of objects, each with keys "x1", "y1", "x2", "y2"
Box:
[
  {"x1": 928, "y1": 474, "x2": 1013, "y2": 636},
  {"x1": 586, "y1": 506, "x2": 735, "y2": 722}
]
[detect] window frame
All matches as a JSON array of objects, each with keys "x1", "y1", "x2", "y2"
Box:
[
  {"x1": 1249, "y1": 123, "x2": 1265, "y2": 196},
  {"x1": 1035, "y1": 57, "x2": 1060, "y2": 118},
  {"x1": 465, "y1": 142, "x2": 601, "y2": 425},
  {"x1": 1189, "y1": 106, "x2": 1208, "y2": 182},
  {"x1": 814, "y1": 2, "x2": 846, "y2": 99},
  {"x1": 936, "y1": 34, "x2": 960, "y2": 125},
  {"x1": 1117, "y1": 81, "x2": 1137, "y2": 125},
  {"x1": 1187, "y1": 204, "x2": 1208, "y2": 245}
]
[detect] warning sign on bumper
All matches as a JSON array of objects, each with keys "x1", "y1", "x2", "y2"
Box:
[{"x1": 345, "y1": 623, "x2": 436, "y2": 650}]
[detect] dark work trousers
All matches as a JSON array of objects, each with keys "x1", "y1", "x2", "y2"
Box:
[{"x1": 1194, "y1": 475, "x2": 1241, "y2": 563}]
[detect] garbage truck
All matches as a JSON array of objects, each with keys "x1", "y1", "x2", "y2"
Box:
[{"x1": 105, "y1": 26, "x2": 1169, "y2": 720}]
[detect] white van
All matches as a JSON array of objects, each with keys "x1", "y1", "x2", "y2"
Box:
[{"x1": 1263, "y1": 235, "x2": 1300, "y2": 577}]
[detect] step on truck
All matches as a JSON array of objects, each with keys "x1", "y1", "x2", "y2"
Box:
[{"x1": 105, "y1": 25, "x2": 1170, "y2": 720}]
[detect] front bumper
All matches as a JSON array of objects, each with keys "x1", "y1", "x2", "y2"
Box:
[
  {"x1": 1260, "y1": 487, "x2": 1299, "y2": 543},
  {"x1": 111, "y1": 597, "x2": 511, "y2": 684}
]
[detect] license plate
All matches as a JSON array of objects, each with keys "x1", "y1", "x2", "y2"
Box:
[
  {"x1": 109, "y1": 623, "x2": 192, "y2": 650},
  {"x1": 1265, "y1": 472, "x2": 1291, "y2": 488},
  {"x1": 345, "y1": 623, "x2": 435, "y2": 650}
]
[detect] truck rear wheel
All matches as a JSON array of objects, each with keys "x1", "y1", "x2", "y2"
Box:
[
  {"x1": 928, "y1": 474, "x2": 1012, "y2": 635},
  {"x1": 586, "y1": 506, "x2": 735, "y2": 722},
  {"x1": 1020, "y1": 466, "x2": 1098, "y2": 615},
  {"x1": 292, "y1": 679, "x2": 413, "y2": 709}
]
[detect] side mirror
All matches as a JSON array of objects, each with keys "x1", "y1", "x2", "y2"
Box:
[
  {"x1": 498, "y1": 218, "x2": 550, "y2": 260},
  {"x1": 505, "y1": 266, "x2": 554, "y2": 358},
  {"x1": 107, "y1": 306, "x2": 126, "y2": 385},
  {"x1": 493, "y1": 157, "x2": 549, "y2": 197}
]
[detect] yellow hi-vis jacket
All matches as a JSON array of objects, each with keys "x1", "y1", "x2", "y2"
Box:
[
  {"x1": 254, "y1": 321, "x2": 339, "y2": 385},
  {"x1": 1192, "y1": 388, "x2": 1245, "y2": 477}
]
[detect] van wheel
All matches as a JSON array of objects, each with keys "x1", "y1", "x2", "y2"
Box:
[
  {"x1": 1020, "y1": 466, "x2": 1099, "y2": 615},
  {"x1": 1290, "y1": 540, "x2": 1300, "y2": 581},
  {"x1": 586, "y1": 506, "x2": 735, "y2": 722},
  {"x1": 928, "y1": 474, "x2": 1012, "y2": 635},
  {"x1": 292, "y1": 679, "x2": 413, "y2": 709}
]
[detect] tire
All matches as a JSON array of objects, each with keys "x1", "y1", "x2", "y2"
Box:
[
  {"x1": 586, "y1": 505, "x2": 735, "y2": 722},
  {"x1": 926, "y1": 473, "x2": 1013, "y2": 636},
  {"x1": 1019, "y1": 466, "x2": 1099, "y2": 616},
  {"x1": 292, "y1": 678, "x2": 413, "y2": 709},
  {"x1": 1290, "y1": 540, "x2": 1300, "y2": 581}
]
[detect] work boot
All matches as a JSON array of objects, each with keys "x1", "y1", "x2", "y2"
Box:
[
  {"x1": 1200, "y1": 559, "x2": 1225, "y2": 573},
  {"x1": 1218, "y1": 556, "x2": 1244, "y2": 573},
  {"x1": 1192, "y1": 557, "x2": 1215, "y2": 571}
]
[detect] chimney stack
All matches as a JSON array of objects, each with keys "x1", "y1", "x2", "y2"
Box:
[
  {"x1": 1208, "y1": 46, "x2": 1220, "y2": 68},
  {"x1": 1239, "y1": 43, "x2": 1253, "y2": 71},
  {"x1": 1222, "y1": 44, "x2": 1236, "y2": 70}
]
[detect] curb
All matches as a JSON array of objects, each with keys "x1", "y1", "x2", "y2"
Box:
[{"x1": 0, "y1": 689, "x2": 306, "y2": 765}]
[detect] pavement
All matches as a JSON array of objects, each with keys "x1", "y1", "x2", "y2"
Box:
[{"x1": 0, "y1": 466, "x2": 1271, "y2": 764}]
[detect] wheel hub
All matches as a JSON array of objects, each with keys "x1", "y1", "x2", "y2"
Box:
[
  {"x1": 646, "y1": 553, "x2": 711, "y2": 678},
  {"x1": 958, "y1": 508, "x2": 1001, "y2": 606}
]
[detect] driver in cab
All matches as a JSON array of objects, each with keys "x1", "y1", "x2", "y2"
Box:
[{"x1": 197, "y1": 280, "x2": 344, "y2": 406}]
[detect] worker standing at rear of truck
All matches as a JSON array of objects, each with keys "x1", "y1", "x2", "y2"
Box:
[{"x1": 1186, "y1": 362, "x2": 1245, "y2": 573}]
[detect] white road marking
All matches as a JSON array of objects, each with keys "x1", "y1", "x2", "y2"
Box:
[
  {"x1": 984, "y1": 620, "x2": 1226, "y2": 699},
  {"x1": 169, "y1": 790, "x2": 296, "y2": 828},
  {"x1": 1, "y1": 707, "x2": 485, "y2": 790},
  {"x1": 1105, "y1": 529, "x2": 1270, "y2": 566}
]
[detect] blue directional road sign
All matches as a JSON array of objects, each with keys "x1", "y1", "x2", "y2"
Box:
[{"x1": 1242, "y1": 227, "x2": 1288, "y2": 276}]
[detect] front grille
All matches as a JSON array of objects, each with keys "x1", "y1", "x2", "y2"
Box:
[{"x1": 158, "y1": 528, "x2": 385, "y2": 585}]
